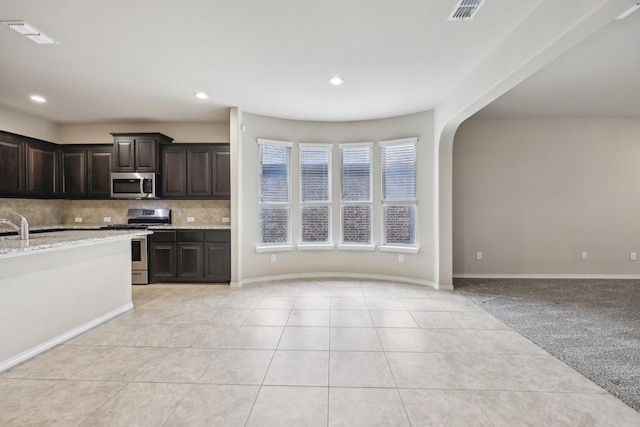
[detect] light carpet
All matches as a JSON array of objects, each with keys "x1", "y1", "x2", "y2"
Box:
[{"x1": 455, "y1": 278, "x2": 640, "y2": 412}]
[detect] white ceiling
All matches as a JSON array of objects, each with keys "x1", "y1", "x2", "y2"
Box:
[
  {"x1": 0, "y1": 1, "x2": 637, "y2": 124},
  {"x1": 476, "y1": 4, "x2": 640, "y2": 118}
]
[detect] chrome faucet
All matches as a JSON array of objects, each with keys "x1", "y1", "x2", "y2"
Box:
[{"x1": 0, "y1": 211, "x2": 30, "y2": 240}]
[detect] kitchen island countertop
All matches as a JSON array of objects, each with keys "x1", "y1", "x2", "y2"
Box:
[{"x1": 0, "y1": 229, "x2": 151, "y2": 257}]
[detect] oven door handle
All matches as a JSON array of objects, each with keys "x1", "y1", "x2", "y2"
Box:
[{"x1": 140, "y1": 178, "x2": 145, "y2": 195}]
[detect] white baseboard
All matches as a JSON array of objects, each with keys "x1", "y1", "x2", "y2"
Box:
[
  {"x1": 237, "y1": 272, "x2": 442, "y2": 290},
  {"x1": 454, "y1": 273, "x2": 640, "y2": 280},
  {"x1": 0, "y1": 302, "x2": 133, "y2": 373}
]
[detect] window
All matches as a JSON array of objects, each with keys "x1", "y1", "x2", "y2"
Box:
[
  {"x1": 340, "y1": 143, "x2": 373, "y2": 248},
  {"x1": 299, "y1": 144, "x2": 332, "y2": 248},
  {"x1": 381, "y1": 137, "x2": 417, "y2": 250},
  {"x1": 258, "y1": 139, "x2": 292, "y2": 248}
]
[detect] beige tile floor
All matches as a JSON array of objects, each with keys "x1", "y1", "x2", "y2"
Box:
[{"x1": 2, "y1": 279, "x2": 640, "y2": 426}]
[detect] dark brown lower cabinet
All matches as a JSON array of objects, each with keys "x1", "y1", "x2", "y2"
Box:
[
  {"x1": 149, "y1": 241, "x2": 177, "y2": 282},
  {"x1": 204, "y1": 242, "x2": 231, "y2": 282},
  {"x1": 177, "y1": 242, "x2": 204, "y2": 280},
  {"x1": 149, "y1": 229, "x2": 230, "y2": 283}
]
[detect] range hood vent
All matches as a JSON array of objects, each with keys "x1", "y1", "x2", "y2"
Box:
[
  {"x1": 1, "y1": 21, "x2": 57, "y2": 45},
  {"x1": 448, "y1": 0, "x2": 486, "y2": 21}
]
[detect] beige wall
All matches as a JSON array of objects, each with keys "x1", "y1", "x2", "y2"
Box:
[
  {"x1": 453, "y1": 117, "x2": 640, "y2": 277},
  {"x1": 0, "y1": 106, "x2": 59, "y2": 142},
  {"x1": 236, "y1": 111, "x2": 437, "y2": 286},
  {"x1": 0, "y1": 105, "x2": 229, "y2": 145},
  {"x1": 58, "y1": 121, "x2": 230, "y2": 144}
]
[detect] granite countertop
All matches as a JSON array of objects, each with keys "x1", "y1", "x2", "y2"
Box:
[
  {"x1": 0, "y1": 224, "x2": 231, "y2": 235},
  {"x1": 0, "y1": 229, "x2": 152, "y2": 257},
  {"x1": 148, "y1": 225, "x2": 231, "y2": 230}
]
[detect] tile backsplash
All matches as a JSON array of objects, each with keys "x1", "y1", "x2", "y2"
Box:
[
  {"x1": 0, "y1": 198, "x2": 230, "y2": 231},
  {"x1": 0, "y1": 199, "x2": 63, "y2": 230}
]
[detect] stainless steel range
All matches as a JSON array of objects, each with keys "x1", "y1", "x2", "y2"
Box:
[{"x1": 103, "y1": 208, "x2": 171, "y2": 284}]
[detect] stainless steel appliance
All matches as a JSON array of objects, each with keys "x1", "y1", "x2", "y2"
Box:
[
  {"x1": 110, "y1": 172, "x2": 160, "y2": 199},
  {"x1": 103, "y1": 208, "x2": 171, "y2": 284}
]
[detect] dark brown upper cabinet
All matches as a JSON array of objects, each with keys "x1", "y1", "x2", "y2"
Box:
[
  {"x1": 162, "y1": 143, "x2": 230, "y2": 200},
  {"x1": 0, "y1": 135, "x2": 25, "y2": 196},
  {"x1": 188, "y1": 146, "x2": 213, "y2": 197},
  {"x1": 61, "y1": 148, "x2": 87, "y2": 197},
  {"x1": 111, "y1": 133, "x2": 173, "y2": 172},
  {"x1": 26, "y1": 140, "x2": 58, "y2": 197},
  {"x1": 61, "y1": 145, "x2": 113, "y2": 198},
  {"x1": 212, "y1": 145, "x2": 230, "y2": 198},
  {"x1": 87, "y1": 146, "x2": 114, "y2": 198},
  {"x1": 0, "y1": 130, "x2": 58, "y2": 198},
  {"x1": 162, "y1": 146, "x2": 188, "y2": 197}
]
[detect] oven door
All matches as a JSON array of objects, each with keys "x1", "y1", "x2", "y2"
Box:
[{"x1": 131, "y1": 236, "x2": 148, "y2": 284}]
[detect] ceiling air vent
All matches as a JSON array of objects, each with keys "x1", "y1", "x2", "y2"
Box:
[
  {"x1": 1, "y1": 21, "x2": 57, "y2": 44},
  {"x1": 448, "y1": 0, "x2": 487, "y2": 21}
]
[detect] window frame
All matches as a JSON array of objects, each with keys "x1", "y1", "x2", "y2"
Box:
[
  {"x1": 256, "y1": 138, "x2": 294, "y2": 252},
  {"x1": 338, "y1": 142, "x2": 375, "y2": 251},
  {"x1": 298, "y1": 143, "x2": 334, "y2": 250},
  {"x1": 379, "y1": 137, "x2": 419, "y2": 254}
]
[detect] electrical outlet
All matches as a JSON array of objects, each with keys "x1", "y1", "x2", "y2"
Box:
[
  {"x1": 75, "y1": 217, "x2": 82, "y2": 223},
  {"x1": 398, "y1": 254, "x2": 404, "y2": 262},
  {"x1": 476, "y1": 251, "x2": 483, "y2": 261},
  {"x1": 581, "y1": 251, "x2": 588, "y2": 261},
  {"x1": 103, "y1": 217, "x2": 111, "y2": 223},
  {"x1": 222, "y1": 217, "x2": 230, "y2": 223},
  {"x1": 187, "y1": 217, "x2": 195, "y2": 223},
  {"x1": 631, "y1": 252, "x2": 637, "y2": 261},
  {"x1": 271, "y1": 254, "x2": 277, "y2": 263}
]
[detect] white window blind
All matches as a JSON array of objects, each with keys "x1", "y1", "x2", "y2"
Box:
[
  {"x1": 381, "y1": 138, "x2": 417, "y2": 246},
  {"x1": 301, "y1": 146, "x2": 330, "y2": 202},
  {"x1": 340, "y1": 143, "x2": 372, "y2": 245},
  {"x1": 258, "y1": 140, "x2": 292, "y2": 245},
  {"x1": 300, "y1": 145, "x2": 331, "y2": 244}
]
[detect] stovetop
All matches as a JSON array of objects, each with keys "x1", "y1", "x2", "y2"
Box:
[
  {"x1": 102, "y1": 224, "x2": 152, "y2": 230},
  {"x1": 102, "y1": 208, "x2": 172, "y2": 230}
]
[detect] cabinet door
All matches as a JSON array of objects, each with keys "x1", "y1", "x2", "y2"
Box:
[
  {"x1": 162, "y1": 147, "x2": 187, "y2": 198},
  {"x1": 26, "y1": 143, "x2": 57, "y2": 197},
  {"x1": 113, "y1": 138, "x2": 135, "y2": 171},
  {"x1": 177, "y1": 242, "x2": 204, "y2": 280},
  {"x1": 212, "y1": 146, "x2": 230, "y2": 198},
  {"x1": 87, "y1": 147, "x2": 113, "y2": 198},
  {"x1": 61, "y1": 148, "x2": 87, "y2": 197},
  {"x1": 204, "y1": 242, "x2": 230, "y2": 282},
  {"x1": 135, "y1": 138, "x2": 157, "y2": 171},
  {"x1": 149, "y1": 242, "x2": 177, "y2": 282},
  {"x1": 188, "y1": 147, "x2": 213, "y2": 197},
  {"x1": 0, "y1": 139, "x2": 25, "y2": 196}
]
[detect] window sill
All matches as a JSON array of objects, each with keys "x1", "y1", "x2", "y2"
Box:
[
  {"x1": 255, "y1": 245, "x2": 294, "y2": 253},
  {"x1": 338, "y1": 244, "x2": 376, "y2": 252},
  {"x1": 378, "y1": 245, "x2": 420, "y2": 254},
  {"x1": 297, "y1": 244, "x2": 335, "y2": 251}
]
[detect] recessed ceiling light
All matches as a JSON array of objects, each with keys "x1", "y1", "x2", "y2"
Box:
[
  {"x1": 2, "y1": 21, "x2": 58, "y2": 44},
  {"x1": 194, "y1": 92, "x2": 208, "y2": 99},
  {"x1": 30, "y1": 95, "x2": 46, "y2": 103},
  {"x1": 329, "y1": 76, "x2": 344, "y2": 86}
]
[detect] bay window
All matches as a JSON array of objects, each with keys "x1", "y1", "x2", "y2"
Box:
[
  {"x1": 380, "y1": 137, "x2": 417, "y2": 251},
  {"x1": 299, "y1": 144, "x2": 332, "y2": 248},
  {"x1": 339, "y1": 143, "x2": 373, "y2": 249},
  {"x1": 257, "y1": 139, "x2": 292, "y2": 249}
]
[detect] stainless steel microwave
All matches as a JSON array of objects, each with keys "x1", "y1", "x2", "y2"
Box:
[{"x1": 110, "y1": 172, "x2": 159, "y2": 199}]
